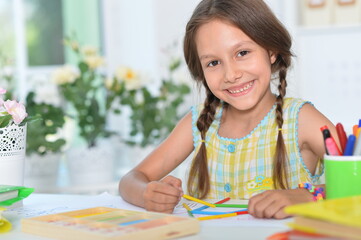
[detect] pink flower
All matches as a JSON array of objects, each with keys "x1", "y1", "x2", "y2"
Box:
[
  {"x1": 4, "y1": 100, "x2": 28, "y2": 124},
  {"x1": 0, "y1": 88, "x2": 6, "y2": 105}
]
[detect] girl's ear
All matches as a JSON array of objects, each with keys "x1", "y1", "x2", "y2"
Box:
[{"x1": 269, "y1": 51, "x2": 277, "y2": 64}]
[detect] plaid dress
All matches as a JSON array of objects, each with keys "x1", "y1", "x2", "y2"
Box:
[{"x1": 190, "y1": 98, "x2": 323, "y2": 199}]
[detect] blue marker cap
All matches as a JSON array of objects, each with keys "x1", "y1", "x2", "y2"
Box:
[
  {"x1": 344, "y1": 135, "x2": 356, "y2": 156},
  {"x1": 359, "y1": 119, "x2": 361, "y2": 128}
]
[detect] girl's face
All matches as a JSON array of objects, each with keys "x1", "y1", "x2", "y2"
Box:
[{"x1": 195, "y1": 19, "x2": 276, "y2": 112}]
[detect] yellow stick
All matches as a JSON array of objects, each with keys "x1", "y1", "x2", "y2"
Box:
[
  {"x1": 182, "y1": 203, "x2": 194, "y2": 217},
  {"x1": 197, "y1": 212, "x2": 237, "y2": 221},
  {"x1": 182, "y1": 203, "x2": 192, "y2": 211},
  {"x1": 182, "y1": 194, "x2": 216, "y2": 208}
]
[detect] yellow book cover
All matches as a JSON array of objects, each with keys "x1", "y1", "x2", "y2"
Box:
[{"x1": 284, "y1": 195, "x2": 361, "y2": 229}]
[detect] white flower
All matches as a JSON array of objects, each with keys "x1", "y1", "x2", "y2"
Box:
[
  {"x1": 81, "y1": 45, "x2": 98, "y2": 56},
  {"x1": 84, "y1": 55, "x2": 104, "y2": 69},
  {"x1": 52, "y1": 66, "x2": 79, "y2": 85},
  {"x1": 115, "y1": 66, "x2": 143, "y2": 90}
]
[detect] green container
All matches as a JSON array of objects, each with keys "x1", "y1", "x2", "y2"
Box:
[{"x1": 325, "y1": 155, "x2": 361, "y2": 200}]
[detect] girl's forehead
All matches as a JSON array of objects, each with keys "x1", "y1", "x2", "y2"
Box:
[{"x1": 195, "y1": 19, "x2": 255, "y2": 50}]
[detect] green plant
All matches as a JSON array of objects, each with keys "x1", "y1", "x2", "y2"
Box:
[
  {"x1": 25, "y1": 92, "x2": 66, "y2": 156},
  {"x1": 56, "y1": 38, "x2": 191, "y2": 148},
  {"x1": 109, "y1": 59, "x2": 191, "y2": 147},
  {"x1": 54, "y1": 38, "x2": 116, "y2": 148},
  {"x1": 0, "y1": 51, "x2": 64, "y2": 155}
]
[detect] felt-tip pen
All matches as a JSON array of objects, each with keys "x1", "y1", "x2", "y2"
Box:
[{"x1": 344, "y1": 135, "x2": 356, "y2": 156}]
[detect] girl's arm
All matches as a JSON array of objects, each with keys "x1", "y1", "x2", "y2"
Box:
[
  {"x1": 248, "y1": 103, "x2": 338, "y2": 219},
  {"x1": 119, "y1": 112, "x2": 194, "y2": 213}
]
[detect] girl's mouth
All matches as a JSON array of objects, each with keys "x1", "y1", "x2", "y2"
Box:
[{"x1": 226, "y1": 80, "x2": 254, "y2": 94}]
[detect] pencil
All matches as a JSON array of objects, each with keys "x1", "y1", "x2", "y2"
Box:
[
  {"x1": 182, "y1": 194, "x2": 216, "y2": 208},
  {"x1": 182, "y1": 203, "x2": 194, "y2": 217},
  {"x1": 192, "y1": 197, "x2": 231, "y2": 212},
  {"x1": 197, "y1": 210, "x2": 249, "y2": 221},
  {"x1": 214, "y1": 204, "x2": 248, "y2": 208}
]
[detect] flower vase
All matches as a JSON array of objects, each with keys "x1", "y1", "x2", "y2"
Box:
[
  {"x1": 24, "y1": 153, "x2": 62, "y2": 192},
  {"x1": 0, "y1": 124, "x2": 27, "y2": 186},
  {"x1": 67, "y1": 140, "x2": 115, "y2": 186}
]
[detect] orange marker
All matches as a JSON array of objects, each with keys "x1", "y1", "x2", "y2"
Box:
[{"x1": 353, "y1": 125, "x2": 359, "y2": 137}]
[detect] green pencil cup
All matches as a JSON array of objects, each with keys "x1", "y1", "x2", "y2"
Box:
[{"x1": 324, "y1": 155, "x2": 361, "y2": 200}]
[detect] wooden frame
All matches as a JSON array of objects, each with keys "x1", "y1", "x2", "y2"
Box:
[{"x1": 21, "y1": 207, "x2": 200, "y2": 240}]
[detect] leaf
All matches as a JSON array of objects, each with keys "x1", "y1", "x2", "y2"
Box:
[{"x1": 0, "y1": 115, "x2": 12, "y2": 128}]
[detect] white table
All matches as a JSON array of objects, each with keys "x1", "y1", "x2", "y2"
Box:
[{"x1": 1, "y1": 193, "x2": 290, "y2": 240}]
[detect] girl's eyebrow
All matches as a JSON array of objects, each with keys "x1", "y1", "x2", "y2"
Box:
[{"x1": 199, "y1": 54, "x2": 216, "y2": 61}]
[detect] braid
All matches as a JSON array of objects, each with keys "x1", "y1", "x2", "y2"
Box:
[
  {"x1": 272, "y1": 65, "x2": 289, "y2": 189},
  {"x1": 187, "y1": 87, "x2": 220, "y2": 198}
]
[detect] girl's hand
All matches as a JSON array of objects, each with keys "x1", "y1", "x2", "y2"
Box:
[
  {"x1": 142, "y1": 175, "x2": 183, "y2": 213},
  {"x1": 248, "y1": 188, "x2": 313, "y2": 219}
]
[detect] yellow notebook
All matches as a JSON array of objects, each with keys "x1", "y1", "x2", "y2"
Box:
[
  {"x1": 284, "y1": 195, "x2": 361, "y2": 229},
  {"x1": 284, "y1": 195, "x2": 361, "y2": 239}
]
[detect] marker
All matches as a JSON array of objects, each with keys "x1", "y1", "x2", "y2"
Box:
[
  {"x1": 182, "y1": 195, "x2": 216, "y2": 208},
  {"x1": 357, "y1": 128, "x2": 361, "y2": 139},
  {"x1": 359, "y1": 119, "x2": 361, "y2": 128},
  {"x1": 325, "y1": 138, "x2": 341, "y2": 156},
  {"x1": 192, "y1": 197, "x2": 231, "y2": 212},
  {"x1": 197, "y1": 210, "x2": 248, "y2": 221},
  {"x1": 353, "y1": 135, "x2": 361, "y2": 156},
  {"x1": 336, "y1": 123, "x2": 347, "y2": 153},
  {"x1": 320, "y1": 126, "x2": 331, "y2": 155},
  {"x1": 353, "y1": 125, "x2": 359, "y2": 136},
  {"x1": 321, "y1": 126, "x2": 342, "y2": 155},
  {"x1": 344, "y1": 135, "x2": 356, "y2": 156}
]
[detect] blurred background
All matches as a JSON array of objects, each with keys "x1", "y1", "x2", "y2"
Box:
[{"x1": 0, "y1": 0, "x2": 360, "y2": 195}]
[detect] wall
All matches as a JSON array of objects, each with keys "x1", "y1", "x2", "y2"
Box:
[{"x1": 102, "y1": 0, "x2": 361, "y2": 132}]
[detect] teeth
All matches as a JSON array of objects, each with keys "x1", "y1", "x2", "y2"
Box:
[{"x1": 228, "y1": 81, "x2": 253, "y2": 94}]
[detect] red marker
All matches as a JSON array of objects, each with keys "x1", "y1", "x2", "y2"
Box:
[{"x1": 336, "y1": 123, "x2": 347, "y2": 153}]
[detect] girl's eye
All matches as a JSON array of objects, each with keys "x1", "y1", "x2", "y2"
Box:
[
  {"x1": 238, "y1": 50, "x2": 248, "y2": 57},
  {"x1": 207, "y1": 60, "x2": 220, "y2": 67}
]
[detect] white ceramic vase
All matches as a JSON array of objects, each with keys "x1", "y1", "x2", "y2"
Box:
[
  {"x1": 0, "y1": 124, "x2": 27, "y2": 186},
  {"x1": 24, "y1": 153, "x2": 61, "y2": 191},
  {"x1": 67, "y1": 140, "x2": 115, "y2": 186}
]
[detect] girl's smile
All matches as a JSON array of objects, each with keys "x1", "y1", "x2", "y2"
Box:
[{"x1": 224, "y1": 80, "x2": 254, "y2": 96}]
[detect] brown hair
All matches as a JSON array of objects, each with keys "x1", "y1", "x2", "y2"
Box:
[{"x1": 184, "y1": 0, "x2": 293, "y2": 198}]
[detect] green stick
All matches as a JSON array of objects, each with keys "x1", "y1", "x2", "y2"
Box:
[{"x1": 214, "y1": 204, "x2": 248, "y2": 208}]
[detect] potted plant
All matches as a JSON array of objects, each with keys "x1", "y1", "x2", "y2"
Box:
[
  {"x1": 24, "y1": 91, "x2": 66, "y2": 191},
  {"x1": 53, "y1": 38, "x2": 118, "y2": 185},
  {"x1": 105, "y1": 57, "x2": 191, "y2": 172},
  {"x1": 0, "y1": 88, "x2": 29, "y2": 186}
]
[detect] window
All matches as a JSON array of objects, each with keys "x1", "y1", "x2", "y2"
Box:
[{"x1": 25, "y1": 0, "x2": 64, "y2": 66}]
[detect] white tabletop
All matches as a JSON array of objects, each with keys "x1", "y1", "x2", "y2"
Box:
[{"x1": 1, "y1": 193, "x2": 290, "y2": 240}]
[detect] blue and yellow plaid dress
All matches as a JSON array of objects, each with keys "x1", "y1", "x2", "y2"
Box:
[{"x1": 190, "y1": 98, "x2": 323, "y2": 199}]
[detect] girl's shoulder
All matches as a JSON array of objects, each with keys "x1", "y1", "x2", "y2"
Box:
[{"x1": 283, "y1": 97, "x2": 312, "y2": 109}]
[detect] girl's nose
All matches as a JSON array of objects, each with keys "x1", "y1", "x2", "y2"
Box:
[{"x1": 224, "y1": 61, "x2": 242, "y2": 83}]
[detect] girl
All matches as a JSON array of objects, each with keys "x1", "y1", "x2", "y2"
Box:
[{"x1": 119, "y1": 0, "x2": 338, "y2": 219}]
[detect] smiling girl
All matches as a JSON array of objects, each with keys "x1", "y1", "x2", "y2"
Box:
[{"x1": 119, "y1": 0, "x2": 339, "y2": 219}]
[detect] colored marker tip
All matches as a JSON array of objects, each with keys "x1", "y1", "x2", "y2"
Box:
[{"x1": 320, "y1": 125, "x2": 328, "y2": 131}]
